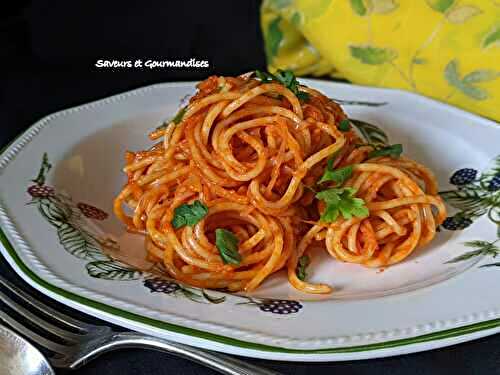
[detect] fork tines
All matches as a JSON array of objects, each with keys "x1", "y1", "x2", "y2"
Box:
[{"x1": 0, "y1": 274, "x2": 109, "y2": 364}]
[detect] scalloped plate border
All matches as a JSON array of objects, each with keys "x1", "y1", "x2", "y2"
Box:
[{"x1": 0, "y1": 82, "x2": 499, "y2": 361}]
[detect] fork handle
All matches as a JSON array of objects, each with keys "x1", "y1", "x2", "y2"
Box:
[{"x1": 71, "y1": 332, "x2": 282, "y2": 375}]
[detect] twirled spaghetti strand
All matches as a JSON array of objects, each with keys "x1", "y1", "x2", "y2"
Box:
[{"x1": 114, "y1": 73, "x2": 446, "y2": 294}]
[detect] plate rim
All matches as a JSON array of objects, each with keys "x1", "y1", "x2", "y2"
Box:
[
  {"x1": 2, "y1": 228, "x2": 500, "y2": 360},
  {"x1": 0, "y1": 81, "x2": 499, "y2": 361}
]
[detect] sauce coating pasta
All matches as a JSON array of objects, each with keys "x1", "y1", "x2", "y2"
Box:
[{"x1": 114, "y1": 73, "x2": 446, "y2": 294}]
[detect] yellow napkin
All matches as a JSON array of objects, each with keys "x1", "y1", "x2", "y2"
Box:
[{"x1": 261, "y1": 0, "x2": 500, "y2": 122}]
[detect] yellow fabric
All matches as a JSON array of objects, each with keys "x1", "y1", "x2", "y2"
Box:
[{"x1": 261, "y1": 0, "x2": 500, "y2": 122}]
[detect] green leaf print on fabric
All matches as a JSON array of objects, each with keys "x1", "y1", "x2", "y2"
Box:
[
  {"x1": 408, "y1": 2, "x2": 480, "y2": 92},
  {"x1": 300, "y1": 0, "x2": 332, "y2": 21},
  {"x1": 350, "y1": 0, "x2": 398, "y2": 16},
  {"x1": 371, "y1": 0, "x2": 398, "y2": 14},
  {"x1": 482, "y1": 26, "x2": 500, "y2": 49},
  {"x1": 350, "y1": 0, "x2": 369, "y2": 16},
  {"x1": 444, "y1": 59, "x2": 498, "y2": 100},
  {"x1": 463, "y1": 70, "x2": 499, "y2": 84},
  {"x1": 412, "y1": 57, "x2": 427, "y2": 65},
  {"x1": 265, "y1": 17, "x2": 283, "y2": 61},
  {"x1": 291, "y1": 12, "x2": 301, "y2": 27},
  {"x1": 426, "y1": 0, "x2": 455, "y2": 13},
  {"x1": 446, "y1": 5, "x2": 481, "y2": 23},
  {"x1": 268, "y1": 0, "x2": 292, "y2": 8},
  {"x1": 444, "y1": 60, "x2": 463, "y2": 84},
  {"x1": 350, "y1": 45, "x2": 397, "y2": 65},
  {"x1": 460, "y1": 86, "x2": 489, "y2": 100}
]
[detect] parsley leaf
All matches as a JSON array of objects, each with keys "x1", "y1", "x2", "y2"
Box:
[
  {"x1": 156, "y1": 106, "x2": 188, "y2": 131},
  {"x1": 338, "y1": 119, "x2": 351, "y2": 132},
  {"x1": 172, "y1": 106, "x2": 187, "y2": 124},
  {"x1": 274, "y1": 69, "x2": 297, "y2": 89},
  {"x1": 316, "y1": 187, "x2": 369, "y2": 223},
  {"x1": 171, "y1": 200, "x2": 208, "y2": 229},
  {"x1": 296, "y1": 91, "x2": 310, "y2": 101},
  {"x1": 255, "y1": 70, "x2": 274, "y2": 82},
  {"x1": 368, "y1": 143, "x2": 403, "y2": 159},
  {"x1": 327, "y1": 157, "x2": 334, "y2": 170},
  {"x1": 255, "y1": 69, "x2": 309, "y2": 101},
  {"x1": 319, "y1": 165, "x2": 353, "y2": 185},
  {"x1": 296, "y1": 255, "x2": 310, "y2": 281},
  {"x1": 215, "y1": 229, "x2": 242, "y2": 265},
  {"x1": 325, "y1": 149, "x2": 342, "y2": 171}
]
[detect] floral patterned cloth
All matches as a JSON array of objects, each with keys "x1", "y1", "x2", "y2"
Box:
[{"x1": 261, "y1": 0, "x2": 500, "y2": 122}]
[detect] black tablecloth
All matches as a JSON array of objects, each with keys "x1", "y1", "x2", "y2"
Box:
[{"x1": 1, "y1": 1, "x2": 499, "y2": 374}]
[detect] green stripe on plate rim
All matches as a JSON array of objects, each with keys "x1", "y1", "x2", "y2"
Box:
[{"x1": 1, "y1": 228, "x2": 500, "y2": 354}]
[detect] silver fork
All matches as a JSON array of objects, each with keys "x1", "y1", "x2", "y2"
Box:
[{"x1": 0, "y1": 275, "x2": 280, "y2": 375}]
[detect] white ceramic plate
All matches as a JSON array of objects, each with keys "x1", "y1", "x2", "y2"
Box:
[{"x1": 0, "y1": 80, "x2": 499, "y2": 361}]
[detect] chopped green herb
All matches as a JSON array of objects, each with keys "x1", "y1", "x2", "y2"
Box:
[
  {"x1": 338, "y1": 119, "x2": 351, "y2": 132},
  {"x1": 316, "y1": 187, "x2": 369, "y2": 222},
  {"x1": 326, "y1": 149, "x2": 342, "y2": 171},
  {"x1": 255, "y1": 70, "x2": 273, "y2": 82},
  {"x1": 327, "y1": 157, "x2": 334, "y2": 170},
  {"x1": 296, "y1": 91, "x2": 310, "y2": 101},
  {"x1": 172, "y1": 106, "x2": 187, "y2": 124},
  {"x1": 156, "y1": 106, "x2": 188, "y2": 131},
  {"x1": 319, "y1": 165, "x2": 353, "y2": 185},
  {"x1": 255, "y1": 69, "x2": 309, "y2": 101},
  {"x1": 215, "y1": 229, "x2": 242, "y2": 265},
  {"x1": 368, "y1": 143, "x2": 403, "y2": 159},
  {"x1": 319, "y1": 148, "x2": 350, "y2": 186},
  {"x1": 274, "y1": 69, "x2": 296, "y2": 88},
  {"x1": 171, "y1": 200, "x2": 208, "y2": 229},
  {"x1": 296, "y1": 255, "x2": 310, "y2": 281}
]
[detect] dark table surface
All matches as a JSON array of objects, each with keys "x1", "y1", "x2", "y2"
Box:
[{"x1": 2, "y1": 1, "x2": 500, "y2": 374}]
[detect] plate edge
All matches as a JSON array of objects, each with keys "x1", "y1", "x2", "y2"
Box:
[{"x1": 1, "y1": 228, "x2": 500, "y2": 356}]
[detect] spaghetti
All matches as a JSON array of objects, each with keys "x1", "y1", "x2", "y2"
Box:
[{"x1": 114, "y1": 72, "x2": 446, "y2": 294}]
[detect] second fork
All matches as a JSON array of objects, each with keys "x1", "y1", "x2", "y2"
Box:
[{"x1": 0, "y1": 274, "x2": 280, "y2": 375}]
